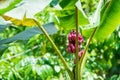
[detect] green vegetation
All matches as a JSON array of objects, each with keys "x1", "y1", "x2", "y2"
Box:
[{"x1": 0, "y1": 0, "x2": 120, "y2": 80}]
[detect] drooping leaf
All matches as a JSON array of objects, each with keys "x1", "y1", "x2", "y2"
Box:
[
  {"x1": 82, "y1": 0, "x2": 105, "y2": 38},
  {"x1": 100, "y1": 1, "x2": 110, "y2": 22},
  {"x1": 4, "y1": 0, "x2": 52, "y2": 19},
  {"x1": 0, "y1": 22, "x2": 58, "y2": 45},
  {"x1": 94, "y1": 0, "x2": 120, "y2": 41},
  {"x1": 55, "y1": 0, "x2": 89, "y2": 29},
  {"x1": 55, "y1": 0, "x2": 77, "y2": 29},
  {"x1": 2, "y1": 15, "x2": 37, "y2": 26},
  {"x1": 75, "y1": 1, "x2": 89, "y2": 26},
  {"x1": 56, "y1": 11, "x2": 76, "y2": 29},
  {"x1": 0, "y1": 0, "x2": 22, "y2": 15},
  {"x1": 89, "y1": 0, "x2": 104, "y2": 27}
]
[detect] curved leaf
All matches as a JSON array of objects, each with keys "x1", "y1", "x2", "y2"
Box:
[
  {"x1": 0, "y1": 0, "x2": 22, "y2": 15},
  {"x1": 55, "y1": 0, "x2": 89, "y2": 29},
  {"x1": 89, "y1": 0, "x2": 104, "y2": 27},
  {"x1": 94, "y1": 0, "x2": 120, "y2": 41},
  {"x1": 5, "y1": 0, "x2": 52, "y2": 19},
  {"x1": 55, "y1": 0, "x2": 77, "y2": 29},
  {"x1": 75, "y1": 1, "x2": 89, "y2": 26},
  {"x1": 2, "y1": 15, "x2": 37, "y2": 26},
  {"x1": 0, "y1": 24, "x2": 9, "y2": 33},
  {"x1": 0, "y1": 22, "x2": 58, "y2": 45}
]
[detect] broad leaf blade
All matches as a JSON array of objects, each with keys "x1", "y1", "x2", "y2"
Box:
[
  {"x1": 75, "y1": 1, "x2": 89, "y2": 26},
  {"x1": 2, "y1": 15, "x2": 37, "y2": 27},
  {"x1": 55, "y1": 0, "x2": 77, "y2": 29},
  {"x1": 90, "y1": 0, "x2": 104, "y2": 27},
  {"x1": 50, "y1": 0, "x2": 59, "y2": 7},
  {"x1": 59, "y1": 0, "x2": 77, "y2": 9},
  {"x1": 5, "y1": 0, "x2": 52, "y2": 19},
  {"x1": 0, "y1": 22, "x2": 58, "y2": 45},
  {"x1": 94, "y1": 0, "x2": 120, "y2": 41},
  {"x1": 0, "y1": 0, "x2": 22, "y2": 15},
  {"x1": 55, "y1": 0, "x2": 89, "y2": 29}
]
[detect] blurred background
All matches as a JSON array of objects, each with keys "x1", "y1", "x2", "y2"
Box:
[{"x1": 0, "y1": 0, "x2": 120, "y2": 80}]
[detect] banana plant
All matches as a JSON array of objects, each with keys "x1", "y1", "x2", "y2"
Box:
[{"x1": 0, "y1": 0, "x2": 120, "y2": 80}]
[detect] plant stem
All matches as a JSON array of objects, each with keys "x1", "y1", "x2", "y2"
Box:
[
  {"x1": 75, "y1": 6, "x2": 80, "y2": 80},
  {"x1": 33, "y1": 19, "x2": 74, "y2": 80},
  {"x1": 78, "y1": 27, "x2": 97, "y2": 79}
]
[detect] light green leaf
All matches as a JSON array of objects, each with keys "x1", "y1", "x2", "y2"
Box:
[
  {"x1": 100, "y1": 1, "x2": 110, "y2": 21},
  {"x1": 82, "y1": 0, "x2": 104, "y2": 38},
  {"x1": 0, "y1": 0, "x2": 22, "y2": 15},
  {"x1": 55, "y1": 0, "x2": 77, "y2": 29},
  {"x1": 56, "y1": 12, "x2": 76, "y2": 29},
  {"x1": 0, "y1": 45, "x2": 8, "y2": 56},
  {"x1": 94, "y1": 0, "x2": 120, "y2": 41},
  {"x1": 55, "y1": 0, "x2": 89, "y2": 29},
  {"x1": 82, "y1": 27, "x2": 95, "y2": 38},
  {"x1": 59, "y1": 0, "x2": 77, "y2": 9},
  {"x1": 75, "y1": 1, "x2": 89, "y2": 26}
]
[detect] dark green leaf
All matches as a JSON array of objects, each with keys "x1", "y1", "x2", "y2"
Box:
[
  {"x1": 0, "y1": 24, "x2": 9, "y2": 33},
  {"x1": 59, "y1": 0, "x2": 77, "y2": 9},
  {"x1": 34, "y1": 65, "x2": 53, "y2": 80},
  {"x1": 82, "y1": 27, "x2": 95, "y2": 38},
  {"x1": 55, "y1": 0, "x2": 77, "y2": 29},
  {"x1": 0, "y1": 22, "x2": 58, "y2": 45},
  {"x1": 0, "y1": 45, "x2": 8, "y2": 56}
]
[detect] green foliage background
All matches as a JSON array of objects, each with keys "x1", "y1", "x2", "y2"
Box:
[{"x1": 0, "y1": 0, "x2": 120, "y2": 80}]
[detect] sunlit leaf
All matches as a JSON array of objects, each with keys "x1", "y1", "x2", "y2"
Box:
[
  {"x1": 55, "y1": 0, "x2": 77, "y2": 29},
  {"x1": 55, "y1": 0, "x2": 89, "y2": 29},
  {"x1": 2, "y1": 15, "x2": 36, "y2": 26},
  {"x1": 0, "y1": 0, "x2": 22, "y2": 15},
  {"x1": 4, "y1": 0, "x2": 52, "y2": 19},
  {"x1": 75, "y1": 1, "x2": 89, "y2": 26},
  {"x1": 33, "y1": 65, "x2": 53, "y2": 79},
  {"x1": 59, "y1": 0, "x2": 77, "y2": 9},
  {"x1": 94, "y1": 0, "x2": 120, "y2": 41}
]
